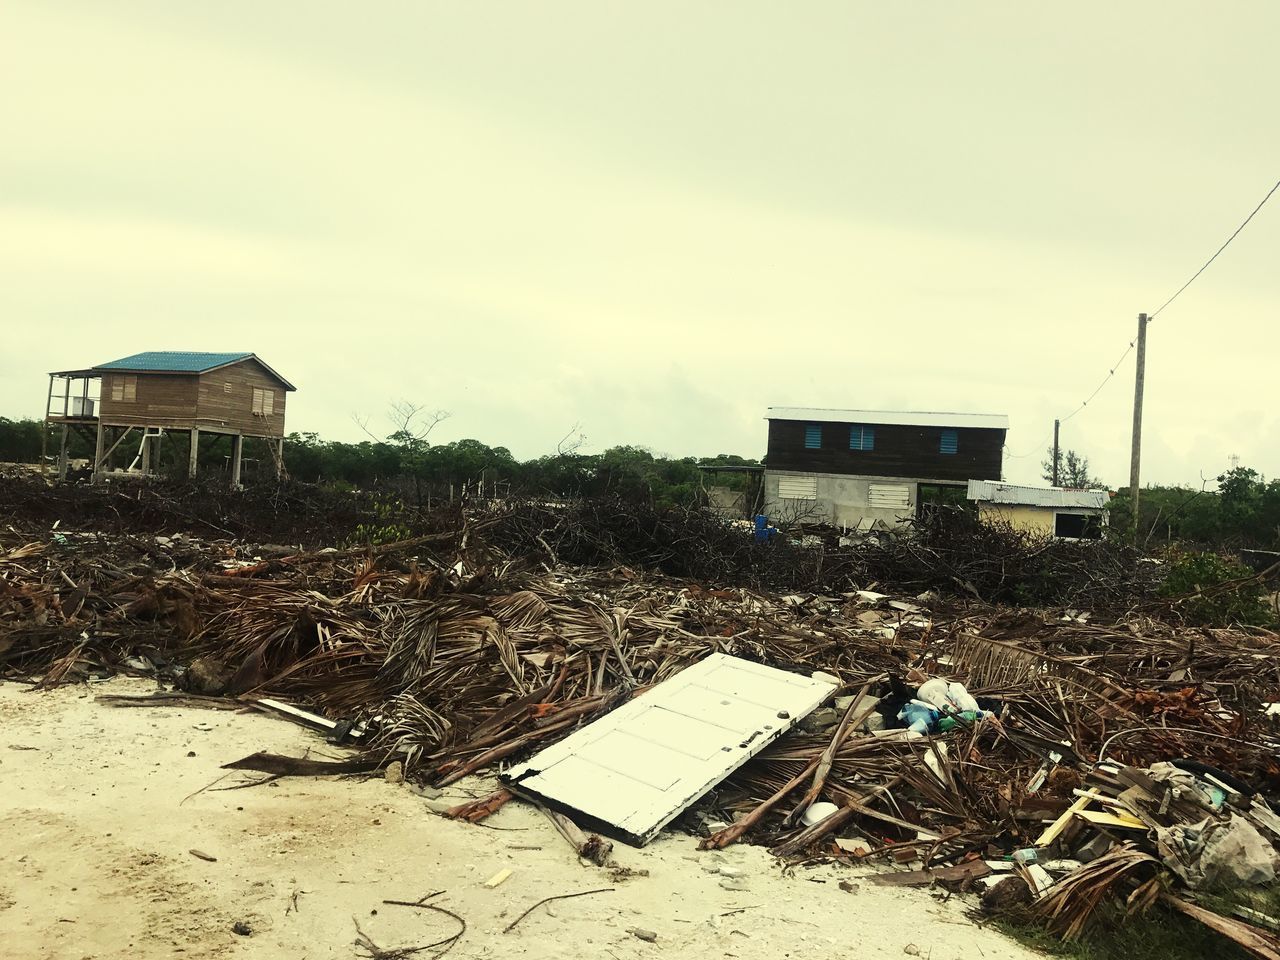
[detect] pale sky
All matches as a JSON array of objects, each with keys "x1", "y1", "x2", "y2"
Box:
[{"x1": 3, "y1": 1, "x2": 1277, "y2": 487}]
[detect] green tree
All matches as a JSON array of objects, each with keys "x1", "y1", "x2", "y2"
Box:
[
  {"x1": 1042, "y1": 447, "x2": 1105, "y2": 489},
  {"x1": 0, "y1": 417, "x2": 45, "y2": 463}
]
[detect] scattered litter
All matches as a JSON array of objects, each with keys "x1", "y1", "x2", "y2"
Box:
[
  {"x1": 800, "y1": 802, "x2": 840, "y2": 828},
  {"x1": 4, "y1": 485, "x2": 1280, "y2": 951},
  {"x1": 483, "y1": 868, "x2": 513, "y2": 888}
]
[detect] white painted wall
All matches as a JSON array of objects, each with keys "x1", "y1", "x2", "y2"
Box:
[{"x1": 763, "y1": 469, "x2": 924, "y2": 528}]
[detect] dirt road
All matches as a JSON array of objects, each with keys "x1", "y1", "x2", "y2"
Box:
[{"x1": 0, "y1": 679, "x2": 1039, "y2": 960}]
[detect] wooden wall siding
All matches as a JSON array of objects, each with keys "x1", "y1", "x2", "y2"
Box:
[
  {"x1": 98, "y1": 373, "x2": 199, "y2": 425},
  {"x1": 766, "y1": 419, "x2": 1004, "y2": 482},
  {"x1": 195, "y1": 359, "x2": 287, "y2": 437},
  {"x1": 95, "y1": 361, "x2": 287, "y2": 437}
]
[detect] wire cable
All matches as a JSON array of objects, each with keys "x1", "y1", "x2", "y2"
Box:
[
  {"x1": 1008, "y1": 176, "x2": 1278, "y2": 463},
  {"x1": 1004, "y1": 338, "x2": 1137, "y2": 459},
  {"x1": 1149, "y1": 177, "x2": 1280, "y2": 320},
  {"x1": 1058, "y1": 339, "x2": 1136, "y2": 424}
]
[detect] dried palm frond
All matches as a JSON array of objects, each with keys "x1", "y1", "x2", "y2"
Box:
[
  {"x1": 1033, "y1": 844, "x2": 1161, "y2": 940},
  {"x1": 373, "y1": 692, "x2": 451, "y2": 771}
]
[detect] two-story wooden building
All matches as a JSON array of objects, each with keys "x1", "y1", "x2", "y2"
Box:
[
  {"x1": 45, "y1": 351, "x2": 296, "y2": 486},
  {"x1": 763, "y1": 407, "x2": 1008, "y2": 528}
]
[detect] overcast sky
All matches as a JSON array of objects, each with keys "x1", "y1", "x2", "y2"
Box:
[{"x1": 3, "y1": 2, "x2": 1276, "y2": 487}]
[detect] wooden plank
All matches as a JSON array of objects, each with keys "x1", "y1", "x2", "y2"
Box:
[
  {"x1": 870, "y1": 860, "x2": 992, "y2": 887},
  {"x1": 1035, "y1": 796, "x2": 1091, "y2": 847},
  {"x1": 1076, "y1": 809, "x2": 1146, "y2": 829},
  {"x1": 94, "y1": 426, "x2": 136, "y2": 473}
]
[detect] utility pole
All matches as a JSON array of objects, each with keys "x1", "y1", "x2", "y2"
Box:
[
  {"x1": 1051, "y1": 419, "x2": 1060, "y2": 486},
  {"x1": 1129, "y1": 312, "x2": 1149, "y2": 538}
]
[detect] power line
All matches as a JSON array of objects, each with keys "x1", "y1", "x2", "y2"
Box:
[
  {"x1": 1005, "y1": 338, "x2": 1137, "y2": 459},
  {"x1": 1059, "y1": 338, "x2": 1136, "y2": 424},
  {"x1": 1010, "y1": 176, "x2": 1279, "y2": 461},
  {"x1": 1149, "y1": 177, "x2": 1280, "y2": 320}
]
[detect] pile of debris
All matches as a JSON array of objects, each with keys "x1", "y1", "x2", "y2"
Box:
[
  {"x1": 0, "y1": 470, "x2": 1175, "y2": 610},
  {"x1": 2, "y1": 497, "x2": 1279, "y2": 955}
]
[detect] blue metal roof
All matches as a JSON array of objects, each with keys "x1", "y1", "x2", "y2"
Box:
[{"x1": 95, "y1": 351, "x2": 253, "y2": 373}]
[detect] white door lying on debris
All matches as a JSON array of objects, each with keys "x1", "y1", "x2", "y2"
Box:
[{"x1": 502, "y1": 653, "x2": 837, "y2": 846}]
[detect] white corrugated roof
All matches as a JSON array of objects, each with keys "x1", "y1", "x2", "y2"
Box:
[
  {"x1": 967, "y1": 480, "x2": 1108, "y2": 509},
  {"x1": 767, "y1": 407, "x2": 1009, "y2": 430}
]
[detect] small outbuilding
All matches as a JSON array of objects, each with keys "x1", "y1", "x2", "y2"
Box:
[
  {"x1": 44, "y1": 351, "x2": 296, "y2": 486},
  {"x1": 966, "y1": 480, "x2": 1108, "y2": 540}
]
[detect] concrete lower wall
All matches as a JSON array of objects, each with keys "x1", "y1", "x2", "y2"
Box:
[
  {"x1": 706, "y1": 485, "x2": 747, "y2": 517},
  {"x1": 762, "y1": 470, "x2": 921, "y2": 528}
]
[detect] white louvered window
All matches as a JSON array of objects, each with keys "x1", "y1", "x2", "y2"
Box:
[
  {"x1": 252, "y1": 388, "x2": 275, "y2": 416},
  {"x1": 110, "y1": 375, "x2": 137, "y2": 402},
  {"x1": 778, "y1": 475, "x2": 818, "y2": 500},
  {"x1": 868, "y1": 483, "x2": 910, "y2": 509}
]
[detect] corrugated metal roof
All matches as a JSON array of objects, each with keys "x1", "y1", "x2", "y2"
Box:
[
  {"x1": 95, "y1": 351, "x2": 253, "y2": 373},
  {"x1": 768, "y1": 407, "x2": 1009, "y2": 430},
  {"x1": 91, "y1": 352, "x2": 297, "y2": 390},
  {"x1": 967, "y1": 480, "x2": 1108, "y2": 509}
]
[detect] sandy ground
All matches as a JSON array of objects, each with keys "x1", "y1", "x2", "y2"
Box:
[{"x1": 0, "y1": 679, "x2": 1041, "y2": 960}]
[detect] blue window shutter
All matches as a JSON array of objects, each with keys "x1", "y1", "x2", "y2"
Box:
[
  {"x1": 848, "y1": 426, "x2": 859, "y2": 450},
  {"x1": 849, "y1": 425, "x2": 875, "y2": 451},
  {"x1": 864, "y1": 426, "x2": 875, "y2": 451},
  {"x1": 805, "y1": 424, "x2": 821, "y2": 449},
  {"x1": 940, "y1": 429, "x2": 958, "y2": 454}
]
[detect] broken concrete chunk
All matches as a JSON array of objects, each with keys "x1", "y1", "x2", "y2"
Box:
[
  {"x1": 384, "y1": 761, "x2": 404, "y2": 784},
  {"x1": 799, "y1": 707, "x2": 839, "y2": 733},
  {"x1": 628, "y1": 928, "x2": 659, "y2": 942}
]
